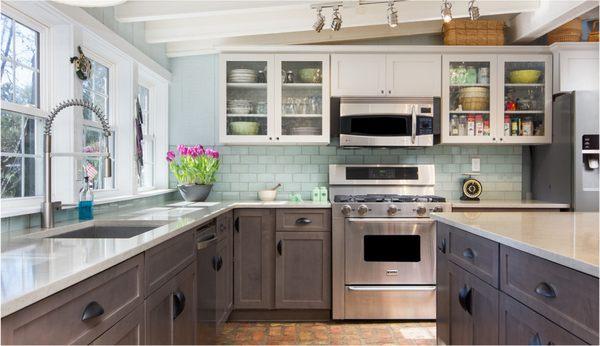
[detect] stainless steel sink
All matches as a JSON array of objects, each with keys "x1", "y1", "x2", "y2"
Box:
[{"x1": 46, "y1": 221, "x2": 169, "y2": 239}]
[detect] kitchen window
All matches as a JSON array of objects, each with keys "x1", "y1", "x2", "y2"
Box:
[
  {"x1": 0, "y1": 11, "x2": 44, "y2": 200},
  {"x1": 137, "y1": 84, "x2": 154, "y2": 189},
  {"x1": 81, "y1": 57, "x2": 114, "y2": 190}
]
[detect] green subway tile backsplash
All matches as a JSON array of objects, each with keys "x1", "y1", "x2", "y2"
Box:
[{"x1": 169, "y1": 144, "x2": 523, "y2": 202}]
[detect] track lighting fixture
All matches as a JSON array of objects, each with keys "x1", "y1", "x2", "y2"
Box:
[
  {"x1": 387, "y1": 0, "x2": 398, "y2": 28},
  {"x1": 441, "y1": 0, "x2": 453, "y2": 23},
  {"x1": 313, "y1": 7, "x2": 325, "y2": 32},
  {"x1": 331, "y1": 6, "x2": 342, "y2": 31},
  {"x1": 468, "y1": 0, "x2": 480, "y2": 20}
]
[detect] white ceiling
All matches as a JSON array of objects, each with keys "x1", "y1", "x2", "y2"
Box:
[{"x1": 109, "y1": 0, "x2": 599, "y2": 57}]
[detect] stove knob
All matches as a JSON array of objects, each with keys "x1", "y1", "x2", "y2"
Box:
[
  {"x1": 357, "y1": 204, "x2": 369, "y2": 216},
  {"x1": 341, "y1": 205, "x2": 352, "y2": 216},
  {"x1": 387, "y1": 205, "x2": 398, "y2": 215},
  {"x1": 416, "y1": 206, "x2": 427, "y2": 216},
  {"x1": 432, "y1": 206, "x2": 444, "y2": 213}
]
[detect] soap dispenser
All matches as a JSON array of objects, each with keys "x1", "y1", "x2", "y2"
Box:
[{"x1": 78, "y1": 177, "x2": 94, "y2": 220}]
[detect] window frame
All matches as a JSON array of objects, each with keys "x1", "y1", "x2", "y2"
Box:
[
  {"x1": 0, "y1": 6, "x2": 48, "y2": 209},
  {"x1": 137, "y1": 81, "x2": 155, "y2": 191}
]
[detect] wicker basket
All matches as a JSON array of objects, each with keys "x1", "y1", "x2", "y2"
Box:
[
  {"x1": 459, "y1": 87, "x2": 489, "y2": 111},
  {"x1": 547, "y1": 19, "x2": 582, "y2": 44},
  {"x1": 443, "y1": 19, "x2": 505, "y2": 46},
  {"x1": 588, "y1": 20, "x2": 599, "y2": 42}
]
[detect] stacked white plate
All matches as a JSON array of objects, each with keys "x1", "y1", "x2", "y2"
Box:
[
  {"x1": 228, "y1": 69, "x2": 257, "y2": 83},
  {"x1": 227, "y1": 99, "x2": 252, "y2": 114},
  {"x1": 291, "y1": 127, "x2": 321, "y2": 136}
]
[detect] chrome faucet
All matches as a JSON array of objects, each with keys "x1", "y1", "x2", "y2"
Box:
[{"x1": 42, "y1": 99, "x2": 113, "y2": 228}]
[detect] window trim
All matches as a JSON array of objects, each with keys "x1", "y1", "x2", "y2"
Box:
[{"x1": 137, "y1": 82, "x2": 155, "y2": 191}]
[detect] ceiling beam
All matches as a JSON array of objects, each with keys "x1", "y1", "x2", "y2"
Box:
[
  {"x1": 166, "y1": 21, "x2": 443, "y2": 57},
  {"x1": 145, "y1": 1, "x2": 539, "y2": 43},
  {"x1": 508, "y1": 0, "x2": 598, "y2": 43}
]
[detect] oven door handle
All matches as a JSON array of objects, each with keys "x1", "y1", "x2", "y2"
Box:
[
  {"x1": 347, "y1": 286, "x2": 436, "y2": 292},
  {"x1": 346, "y1": 218, "x2": 435, "y2": 224},
  {"x1": 411, "y1": 104, "x2": 417, "y2": 144}
]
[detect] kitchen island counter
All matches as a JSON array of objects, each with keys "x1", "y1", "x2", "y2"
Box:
[
  {"x1": 0, "y1": 200, "x2": 330, "y2": 317},
  {"x1": 431, "y1": 211, "x2": 599, "y2": 277}
]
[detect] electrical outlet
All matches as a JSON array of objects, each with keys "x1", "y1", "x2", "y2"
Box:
[{"x1": 472, "y1": 158, "x2": 481, "y2": 172}]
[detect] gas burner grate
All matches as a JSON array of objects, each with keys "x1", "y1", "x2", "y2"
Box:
[{"x1": 334, "y1": 194, "x2": 446, "y2": 203}]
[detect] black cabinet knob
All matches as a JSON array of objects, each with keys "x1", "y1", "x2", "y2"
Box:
[
  {"x1": 173, "y1": 291, "x2": 186, "y2": 320},
  {"x1": 295, "y1": 217, "x2": 312, "y2": 225},
  {"x1": 462, "y1": 248, "x2": 475, "y2": 260},
  {"x1": 234, "y1": 217, "x2": 240, "y2": 232},
  {"x1": 534, "y1": 282, "x2": 557, "y2": 298},
  {"x1": 277, "y1": 240, "x2": 283, "y2": 255},
  {"x1": 458, "y1": 285, "x2": 472, "y2": 314},
  {"x1": 81, "y1": 301, "x2": 104, "y2": 321},
  {"x1": 437, "y1": 238, "x2": 447, "y2": 254}
]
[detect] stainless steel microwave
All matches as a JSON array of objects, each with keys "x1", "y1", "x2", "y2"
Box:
[{"x1": 339, "y1": 97, "x2": 440, "y2": 147}]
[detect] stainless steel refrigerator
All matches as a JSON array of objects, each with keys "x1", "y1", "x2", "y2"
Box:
[{"x1": 531, "y1": 91, "x2": 599, "y2": 211}]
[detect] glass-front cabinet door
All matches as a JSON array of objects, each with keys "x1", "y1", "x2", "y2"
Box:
[
  {"x1": 442, "y1": 55, "x2": 497, "y2": 144},
  {"x1": 275, "y1": 54, "x2": 329, "y2": 143},
  {"x1": 220, "y1": 54, "x2": 273, "y2": 143},
  {"x1": 498, "y1": 55, "x2": 551, "y2": 144}
]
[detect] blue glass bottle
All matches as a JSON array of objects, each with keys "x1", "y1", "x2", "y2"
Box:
[{"x1": 78, "y1": 177, "x2": 94, "y2": 220}]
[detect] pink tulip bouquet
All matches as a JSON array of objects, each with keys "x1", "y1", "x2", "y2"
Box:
[{"x1": 166, "y1": 144, "x2": 220, "y2": 186}]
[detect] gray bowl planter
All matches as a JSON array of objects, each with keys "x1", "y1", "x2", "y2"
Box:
[{"x1": 177, "y1": 184, "x2": 212, "y2": 202}]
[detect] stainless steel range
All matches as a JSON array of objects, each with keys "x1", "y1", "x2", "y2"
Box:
[{"x1": 329, "y1": 164, "x2": 450, "y2": 320}]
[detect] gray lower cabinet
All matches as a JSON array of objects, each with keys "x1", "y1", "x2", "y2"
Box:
[
  {"x1": 216, "y1": 233, "x2": 233, "y2": 323},
  {"x1": 275, "y1": 231, "x2": 331, "y2": 309},
  {"x1": 448, "y1": 261, "x2": 499, "y2": 345},
  {"x1": 233, "y1": 209, "x2": 275, "y2": 309},
  {"x1": 146, "y1": 262, "x2": 197, "y2": 345},
  {"x1": 499, "y1": 292, "x2": 585, "y2": 345},
  {"x1": 436, "y1": 223, "x2": 450, "y2": 345},
  {"x1": 92, "y1": 304, "x2": 145, "y2": 345}
]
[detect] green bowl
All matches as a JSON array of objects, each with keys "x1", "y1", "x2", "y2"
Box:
[
  {"x1": 298, "y1": 68, "x2": 321, "y2": 83},
  {"x1": 509, "y1": 70, "x2": 542, "y2": 84},
  {"x1": 230, "y1": 121, "x2": 260, "y2": 135}
]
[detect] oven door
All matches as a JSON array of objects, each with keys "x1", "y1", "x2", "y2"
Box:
[{"x1": 344, "y1": 218, "x2": 435, "y2": 285}]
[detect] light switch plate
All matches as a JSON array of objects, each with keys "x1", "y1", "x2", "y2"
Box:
[{"x1": 471, "y1": 158, "x2": 480, "y2": 172}]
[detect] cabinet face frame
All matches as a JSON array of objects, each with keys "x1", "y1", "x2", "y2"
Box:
[
  {"x1": 442, "y1": 54, "x2": 498, "y2": 144},
  {"x1": 274, "y1": 54, "x2": 330, "y2": 144},
  {"x1": 219, "y1": 53, "x2": 275, "y2": 144},
  {"x1": 497, "y1": 54, "x2": 552, "y2": 144}
]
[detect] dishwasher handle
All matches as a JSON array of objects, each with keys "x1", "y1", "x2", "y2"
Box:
[{"x1": 197, "y1": 232, "x2": 218, "y2": 250}]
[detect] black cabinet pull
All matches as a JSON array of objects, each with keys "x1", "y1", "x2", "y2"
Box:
[
  {"x1": 437, "y1": 238, "x2": 447, "y2": 254},
  {"x1": 295, "y1": 217, "x2": 312, "y2": 225},
  {"x1": 277, "y1": 240, "x2": 283, "y2": 255},
  {"x1": 217, "y1": 256, "x2": 223, "y2": 271},
  {"x1": 212, "y1": 255, "x2": 220, "y2": 271},
  {"x1": 234, "y1": 217, "x2": 240, "y2": 232},
  {"x1": 173, "y1": 291, "x2": 186, "y2": 320},
  {"x1": 528, "y1": 333, "x2": 542, "y2": 345},
  {"x1": 458, "y1": 285, "x2": 472, "y2": 314},
  {"x1": 535, "y1": 282, "x2": 557, "y2": 298},
  {"x1": 81, "y1": 301, "x2": 104, "y2": 321},
  {"x1": 462, "y1": 248, "x2": 475, "y2": 260}
]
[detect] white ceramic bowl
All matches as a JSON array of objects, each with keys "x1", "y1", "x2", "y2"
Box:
[{"x1": 258, "y1": 189, "x2": 277, "y2": 201}]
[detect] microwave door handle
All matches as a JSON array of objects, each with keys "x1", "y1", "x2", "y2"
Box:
[{"x1": 411, "y1": 105, "x2": 417, "y2": 144}]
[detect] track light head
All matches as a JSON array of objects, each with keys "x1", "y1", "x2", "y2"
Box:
[
  {"x1": 313, "y1": 8, "x2": 325, "y2": 32},
  {"x1": 331, "y1": 6, "x2": 342, "y2": 31},
  {"x1": 441, "y1": 0, "x2": 452, "y2": 23},
  {"x1": 468, "y1": 0, "x2": 480, "y2": 20},
  {"x1": 387, "y1": 1, "x2": 398, "y2": 28}
]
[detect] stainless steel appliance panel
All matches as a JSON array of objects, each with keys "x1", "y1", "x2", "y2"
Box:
[
  {"x1": 345, "y1": 218, "x2": 435, "y2": 285},
  {"x1": 344, "y1": 285, "x2": 436, "y2": 319}
]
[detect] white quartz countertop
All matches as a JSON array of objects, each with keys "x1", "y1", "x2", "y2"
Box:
[
  {"x1": 0, "y1": 200, "x2": 330, "y2": 317},
  {"x1": 450, "y1": 199, "x2": 570, "y2": 209},
  {"x1": 431, "y1": 212, "x2": 599, "y2": 277}
]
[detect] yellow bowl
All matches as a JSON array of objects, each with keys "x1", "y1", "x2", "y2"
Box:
[
  {"x1": 509, "y1": 70, "x2": 542, "y2": 84},
  {"x1": 230, "y1": 121, "x2": 259, "y2": 135}
]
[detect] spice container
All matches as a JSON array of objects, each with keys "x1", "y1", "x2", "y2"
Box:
[
  {"x1": 504, "y1": 115, "x2": 511, "y2": 136},
  {"x1": 459, "y1": 115, "x2": 468, "y2": 136},
  {"x1": 483, "y1": 119, "x2": 490, "y2": 136},
  {"x1": 450, "y1": 115, "x2": 459, "y2": 135},
  {"x1": 522, "y1": 117, "x2": 533, "y2": 136},
  {"x1": 475, "y1": 114, "x2": 484, "y2": 136},
  {"x1": 467, "y1": 115, "x2": 475, "y2": 136}
]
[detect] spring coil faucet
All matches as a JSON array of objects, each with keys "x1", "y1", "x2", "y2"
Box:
[{"x1": 42, "y1": 99, "x2": 113, "y2": 228}]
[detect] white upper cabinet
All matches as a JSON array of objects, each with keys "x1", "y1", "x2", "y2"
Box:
[
  {"x1": 551, "y1": 44, "x2": 599, "y2": 93},
  {"x1": 331, "y1": 54, "x2": 386, "y2": 96},
  {"x1": 220, "y1": 53, "x2": 329, "y2": 145},
  {"x1": 386, "y1": 54, "x2": 442, "y2": 97}
]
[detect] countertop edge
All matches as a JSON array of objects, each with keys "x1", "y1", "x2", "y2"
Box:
[
  {"x1": 431, "y1": 214, "x2": 599, "y2": 278},
  {"x1": 0, "y1": 202, "x2": 330, "y2": 317},
  {"x1": 449, "y1": 200, "x2": 570, "y2": 209}
]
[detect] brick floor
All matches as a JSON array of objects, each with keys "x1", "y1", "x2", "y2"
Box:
[{"x1": 213, "y1": 321, "x2": 436, "y2": 345}]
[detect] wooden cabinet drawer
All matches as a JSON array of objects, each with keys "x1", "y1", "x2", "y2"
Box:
[
  {"x1": 1, "y1": 255, "x2": 144, "y2": 345},
  {"x1": 92, "y1": 303, "x2": 145, "y2": 345},
  {"x1": 500, "y1": 245, "x2": 599, "y2": 344},
  {"x1": 145, "y1": 230, "x2": 195, "y2": 295},
  {"x1": 499, "y1": 292, "x2": 585, "y2": 345},
  {"x1": 448, "y1": 225, "x2": 499, "y2": 287},
  {"x1": 275, "y1": 209, "x2": 331, "y2": 232}
]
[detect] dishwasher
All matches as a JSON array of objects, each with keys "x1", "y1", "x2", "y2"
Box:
[{"x1": 196, "y1": 222, "x2": 219, "y2": 343}]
